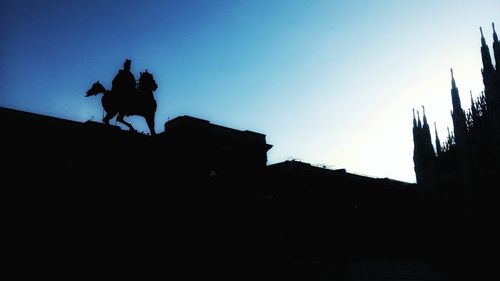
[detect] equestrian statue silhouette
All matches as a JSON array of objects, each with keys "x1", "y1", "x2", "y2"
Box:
[{"x1": 86, "y1": 60, "x2": 158, "y2": 135}]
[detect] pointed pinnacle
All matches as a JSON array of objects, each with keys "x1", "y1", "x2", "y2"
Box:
[
  {"x1": 480, "y1": 26, "x2": 487, "y2": 46},
  {"x1": 493, "y1": 22, "x2": 498, "y2": 42},
  {"x1": 450, "y1": 68, "x2": 456, "y2": 88}
]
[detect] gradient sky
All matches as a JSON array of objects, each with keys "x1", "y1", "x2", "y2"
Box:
[{"x1": 1, "y1": 0, "x2": 499, "y2": 182}]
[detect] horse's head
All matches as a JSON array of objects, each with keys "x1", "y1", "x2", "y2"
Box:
[
  {"x1": 86, "y1": 81, "x2": 106, "y2": 97},
  {"x1": 138, "y1": 70, "x2": 158, "y2": 93}
]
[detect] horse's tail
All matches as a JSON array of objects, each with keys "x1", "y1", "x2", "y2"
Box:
[{"x1": 85, "y1": 90, "x2": 108, "y2": 97}]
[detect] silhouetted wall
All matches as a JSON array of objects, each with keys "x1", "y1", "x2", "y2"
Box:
[{"x1": 5, "y1": 107, "x2": 463, "y2": 280}]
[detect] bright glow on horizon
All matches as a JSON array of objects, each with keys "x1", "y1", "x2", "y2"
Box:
[{"x1": 1, "y1": 0, "x2": 499, "y2": 183}]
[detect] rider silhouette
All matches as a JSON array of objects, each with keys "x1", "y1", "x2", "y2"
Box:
[{"x1": 112, "y1": 59, "x2": 136, "y2": 111}]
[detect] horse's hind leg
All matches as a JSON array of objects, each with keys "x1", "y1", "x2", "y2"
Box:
[
  {"x1": 117, "y1": 113, "x2": 135, "y2": 132},
  {"x1": 103, "y1": 111, "x2": 117, "y2": 125},
  {"x1": 145, "y1": 114, "x2": 156, "y2": 136}
]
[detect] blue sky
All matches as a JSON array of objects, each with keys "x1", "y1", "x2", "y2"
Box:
[{"x1": 1, "y1": 0, "x2": 499, "y2": 182}]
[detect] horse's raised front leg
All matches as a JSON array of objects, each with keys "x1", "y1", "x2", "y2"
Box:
[{"x1": 117, "y1": 113, "x2": 135, "y2": 132}]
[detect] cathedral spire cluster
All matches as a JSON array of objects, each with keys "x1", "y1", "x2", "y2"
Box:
[
  {"x1": 413, "y1": 23, "x2": 499, "y2": 161},
  {"x1": 412, "y1": 23, "x2": 500, "y2": 199}
]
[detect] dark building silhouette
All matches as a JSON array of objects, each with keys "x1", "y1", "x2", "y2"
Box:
[
  {"x1": 412, "y1": 24, "x2": 500, "y2": 249},
  {"x1": 2, "y1": 106, "x2": 429, "y2": 280},
  {"x1": 159, "y1": 115, "x2": 272, "y2": 178}
]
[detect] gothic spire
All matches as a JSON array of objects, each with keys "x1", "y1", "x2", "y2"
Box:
[
  {"x1": 451, "y1": 68, "x2": 456, "y2": 89},
  {"x1": 450, "y1": 68, "x2": 462, "y2": 111},
  {"x1": 480, "y1": 26, "x2": 487, "y2": 47},
  {"x1": 480, "y1": 26, "x2": 495, "y2": 75},
  {"x1": 434, "y1": 122, "x2": 441, "y2": 157},
  {"x1": 470, "y1": 90, "x2": 478, "y2": 117},
  {"x1": 420, "y1": 105, "x2": 434, "y2": 156},
  {"x1": 450, "y1": 68, "x2": 467, "y2": 146},
  {"x1": 422, "y1": 105, "x2": 428, "y2": 127},
  {"x1": 412, "y1": 108, "x2": 421, "y2": 152},
  {"x1": 493, "y1": 22, "x2": 498, "y2": 43},
  {"x1": 417, "y1": 110, "x2": 422, "y2": 128},
  {"x1": 492, "y1": 22, "x2": 500, "y2": 71},
  {"x1": 491, "y1": 22, "x2": 498, "y2": 42},
  {"x1": 413, "y1": 108, "x2": 417, "y2": 128}
]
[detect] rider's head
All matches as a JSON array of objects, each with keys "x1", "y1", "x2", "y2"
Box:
[{"x1": 124, "y1": 59, "x2": 131, "y2": 71}]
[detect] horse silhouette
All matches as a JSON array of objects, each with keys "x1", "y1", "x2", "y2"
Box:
[{"x1": 86, "y1": 71, "x2": 158, "y2": 135}]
